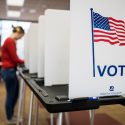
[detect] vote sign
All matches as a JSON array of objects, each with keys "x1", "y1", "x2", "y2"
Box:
[{"x1": 69, "y1": 0, "x2": 125, "y2": 99}]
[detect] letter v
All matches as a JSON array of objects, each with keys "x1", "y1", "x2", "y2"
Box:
[{"x1": 97, "y1": 65, "x2": 107, "y2": 77}]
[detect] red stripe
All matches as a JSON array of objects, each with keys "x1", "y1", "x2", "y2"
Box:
[
  {"x1": 118, "y1": 39, "x2": 125, "y2": 41},
  {"x1": 94, "y1": 35, "x2": 118, "y2": 40},
  {"x1": 94, "y1": 39, "x2": 119, "y2": 45},
  {"x1": 109, "y1": 17, "x2": 125, "y2": 24},
  {"x1": 119, "y1": 43, "x2": 125, "y2": 46}
]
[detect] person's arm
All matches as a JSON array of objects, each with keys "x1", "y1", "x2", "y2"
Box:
[{"x1": 7, "y1": 41, "x2": 24, "y2": 64}]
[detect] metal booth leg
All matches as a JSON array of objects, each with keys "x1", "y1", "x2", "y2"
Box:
[
  {"x1": 50, "y1": 114, "x2": 54, "y2": 125},
  {"x1": 34, "y1": 97, "x2": 39, "y2": 125},
  {"x1": 28, "y1": 91, "x2": 34, "y2": 125},
  {"x1": 17, "y1": 78, "x2": 25, "y2": 125},
  {"x1": 34, "y1": 100, "x2": 54, "y2": 125},
  {"x1": 56, "y1": 113, "x2": 63, "y2": 125},
  {"x1": 89, "y1": 110, "x2": 95, "y2": 125},
  {"x1": 64, "y1": 112, "x2": 70, "y2": 125}
]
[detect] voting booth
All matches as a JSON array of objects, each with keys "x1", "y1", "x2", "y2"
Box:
[
  {"x1": 23, "y1": 1, "x2": 125, "y2": 98},
  {"x1": 69, "y1": 0, "x2": 125, "y2": 99},
  {"x1": 24, "y1": 3, "x2": 125, "y2": 98},
  {"x1": 44, "y1": 9, "x2": 70, "y2": 86}
]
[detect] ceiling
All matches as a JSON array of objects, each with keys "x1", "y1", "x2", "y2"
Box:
[{"x1": 0, "y1": 0, "x2": 70, "y2": 22}]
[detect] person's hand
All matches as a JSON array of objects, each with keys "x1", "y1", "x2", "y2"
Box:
[
  {"x1": 0, "y1": 62, "x2": 2, "y2": 66},
  {"x1": 18, "y1": 64, "x2": 25, "y2": 68}
]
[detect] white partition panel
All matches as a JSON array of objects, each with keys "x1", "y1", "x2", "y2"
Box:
[
  {"x1": 45, "y1": 9, "x2": 70, "y2": 86},
  {"x1": 29, "y1": 23, "x2": 38, "y2": 73},
  {"x1": 69, "y1": 0, "x2": 125, "y2": 99},
  {"x1": 37, "y1": 16, "x2": 45, "y2": 78},
  {"x1": 24, "y1": 27, "x2": 31, "y2": 69}
]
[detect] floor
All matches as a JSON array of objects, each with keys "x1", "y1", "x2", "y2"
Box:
[{"x1": 0, "y1": 81, "x2": 125, "y2": 125}]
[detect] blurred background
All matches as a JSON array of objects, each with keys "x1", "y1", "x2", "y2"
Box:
[{"x1": 0, "y1": 0, "x2": 70, "y2": 59}]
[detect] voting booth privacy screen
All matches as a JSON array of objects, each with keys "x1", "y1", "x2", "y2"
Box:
[
  {"x1": 44, "y1": 9, "x2": 70, "y2": 86},
  {"x1": 37, "y1": 16, "x2": 45, "y2": 78},
  {"x1": 24, "y1": 28, "x2": 31, "y2": 69},
  {"x1": 28, "y1": 23, "x2": 38, "y2": 74},
  {"x1": 69, "y1": 0, "x2": 125, "y2": 99}
]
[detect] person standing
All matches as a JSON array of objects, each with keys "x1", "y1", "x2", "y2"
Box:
[{"x1": 1, "y1": 26, "x2": 25, "y2": 124}]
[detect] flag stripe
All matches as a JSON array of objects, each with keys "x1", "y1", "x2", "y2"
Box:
[
  {"x1": 94, "y1": 39, "x2": 119, "y2": 45},
  {"x1": 120, "y1": 43, "x2": 125, "y2": 46},
  {"x1": 95, "y1": 37, "x2": 121, "y2": 42}
]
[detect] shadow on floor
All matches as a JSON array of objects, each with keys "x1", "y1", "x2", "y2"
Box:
[{"x1": 47, "y1": 111, "x2": 121, "y2": 125}]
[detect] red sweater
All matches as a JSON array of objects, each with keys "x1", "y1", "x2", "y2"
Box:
[{"x1": 2, "y1": 37, "x2": 24, "y2": 69}]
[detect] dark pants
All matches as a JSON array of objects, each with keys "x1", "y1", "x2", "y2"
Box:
[{"x1": 2, "y1": 68, "x2": 19, "y2": 120}]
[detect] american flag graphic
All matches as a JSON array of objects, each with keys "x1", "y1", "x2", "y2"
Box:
[{"x1": 93, "y1": 12, "x2": 125, "y2": 46}]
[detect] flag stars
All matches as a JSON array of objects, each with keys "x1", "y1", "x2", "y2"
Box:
[{"x1": 93, "y1": 12, "x2": 110, "y2": 31}]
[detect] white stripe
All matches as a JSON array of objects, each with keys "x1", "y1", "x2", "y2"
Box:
[{"x1": 94, "y1": 28, "x2": 115, "y2": 33}]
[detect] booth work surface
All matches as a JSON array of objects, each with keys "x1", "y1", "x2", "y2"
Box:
[{"x1": 19, "y1": 67, "x2": 125, "y2": 113}]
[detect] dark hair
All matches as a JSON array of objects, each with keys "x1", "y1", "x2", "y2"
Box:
[{"x1": 12, "y1": 25, "x2": 25, "y2": 34}]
